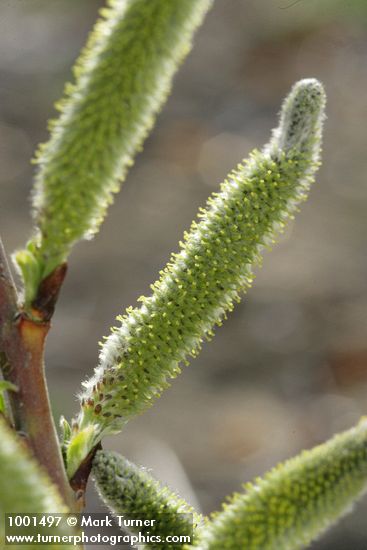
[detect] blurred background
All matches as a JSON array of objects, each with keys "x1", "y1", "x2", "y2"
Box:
[{"x1": 1, "y1": 1, "x2": 367, "y2": 548}]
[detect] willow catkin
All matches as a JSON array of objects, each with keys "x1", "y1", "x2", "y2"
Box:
[
  {"x1": 192, "y1": 418, "x2": 367, "y2": 550},
  {"x1": 15, "y1": 0, "x2": 212, "y2": 304},
  {"x1": 66, "y1": 79, "x2": 326, "y2": 477},
  {"x1": 0, "y1": 419, "x2": 74, "y2": 549},
  {"x1": 93, "y1": 450, "x2": 203, "y2": 549}
]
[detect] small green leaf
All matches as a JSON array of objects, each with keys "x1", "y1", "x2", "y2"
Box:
[
  {"x1": 65, "y1": 424, "x2": 97, "y2": 479},
  {"x1": 13, "y1": 248, "x2": 42, "y2": 305},
  {"x1": 59, "y1": 415, "x2": 71, "y2": 445},
  {"x1": 0, "y1": 380, "x2": 17, "y2": 392},
  {"x1": 0, "y1": 380, "x2": 17, "y2": 415}
]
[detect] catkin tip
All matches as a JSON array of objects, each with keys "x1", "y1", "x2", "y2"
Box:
[{"x1": 273, "y1": 78, "x2": 326, "y2": 155}]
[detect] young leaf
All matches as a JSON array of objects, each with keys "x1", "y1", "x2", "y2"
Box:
[
  {"x1": 0, "y1": 419, "x2": 74, "y2": 549},
  {"x1": 15, "y1": 0, "x2": 212, "y2": 306},
  {"x1": 67, "y1": 79, "x2": 326, "y2": 477},
  {"x1": 93, "y1": 450, "x2": 203, "y2": 548},
  {"x1": 0, "y1": 380, "x2": 17, "y2": 415},
  {"x1": 192, "y1": 417, "x2": 367, "y2": 550}
]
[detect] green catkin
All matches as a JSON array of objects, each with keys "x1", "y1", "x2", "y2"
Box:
[
  {"x1": 93, "y1": 450, "x2": 203, "y2": 548},
  {"x1": 66, "y1": 79, "x2": 325, "y2": 477},
  {"x1": 0, "y1": 419, "x2": 74, "y2": 550},
  {"x1": 191, "y1": 418, "x2": 367, "y2": 550},
  {"x1": 15, "y1": 0, "x2": 212, "y2": 305}
]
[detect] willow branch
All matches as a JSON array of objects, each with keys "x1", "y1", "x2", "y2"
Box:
[{"x1": 0, "y1": 236, "x2": 73, "y2": 508}]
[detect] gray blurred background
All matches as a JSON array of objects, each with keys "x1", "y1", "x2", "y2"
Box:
[{"x1": 1, "y1": 1, "x2": 367, "y2": 548}]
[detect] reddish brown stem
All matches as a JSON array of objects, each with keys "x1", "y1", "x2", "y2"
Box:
[
  {"x1": 4, "y1": 317, "x2": 73, "y2": 506},
  {"x1": 0, "y1": 238, "x2": 74, "y2": 509}
]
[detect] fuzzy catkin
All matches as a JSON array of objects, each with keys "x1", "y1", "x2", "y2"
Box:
[
  {"x1": 16, "y1": 0, "x2": 212, "y2": 303},
  {"x1": 0, "y1": 419, "x2": 74, "y2": 549},
  {"x1": 66, "y1": 79, "x2": 325, "y2": 475},
  {"x1": 192, "y1": 418, "x2": 367, "y2": 550},
  {"x1": 93, "y1": 451, "x2": 203, "y2": 548}
]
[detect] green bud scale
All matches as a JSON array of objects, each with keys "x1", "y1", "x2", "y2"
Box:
[
  {"x1": 67, "y1": 79, "x2": 325, "y2": 477},
  {"x1": 193, "y1": 418, "x2": 367, "y2": 550}
]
